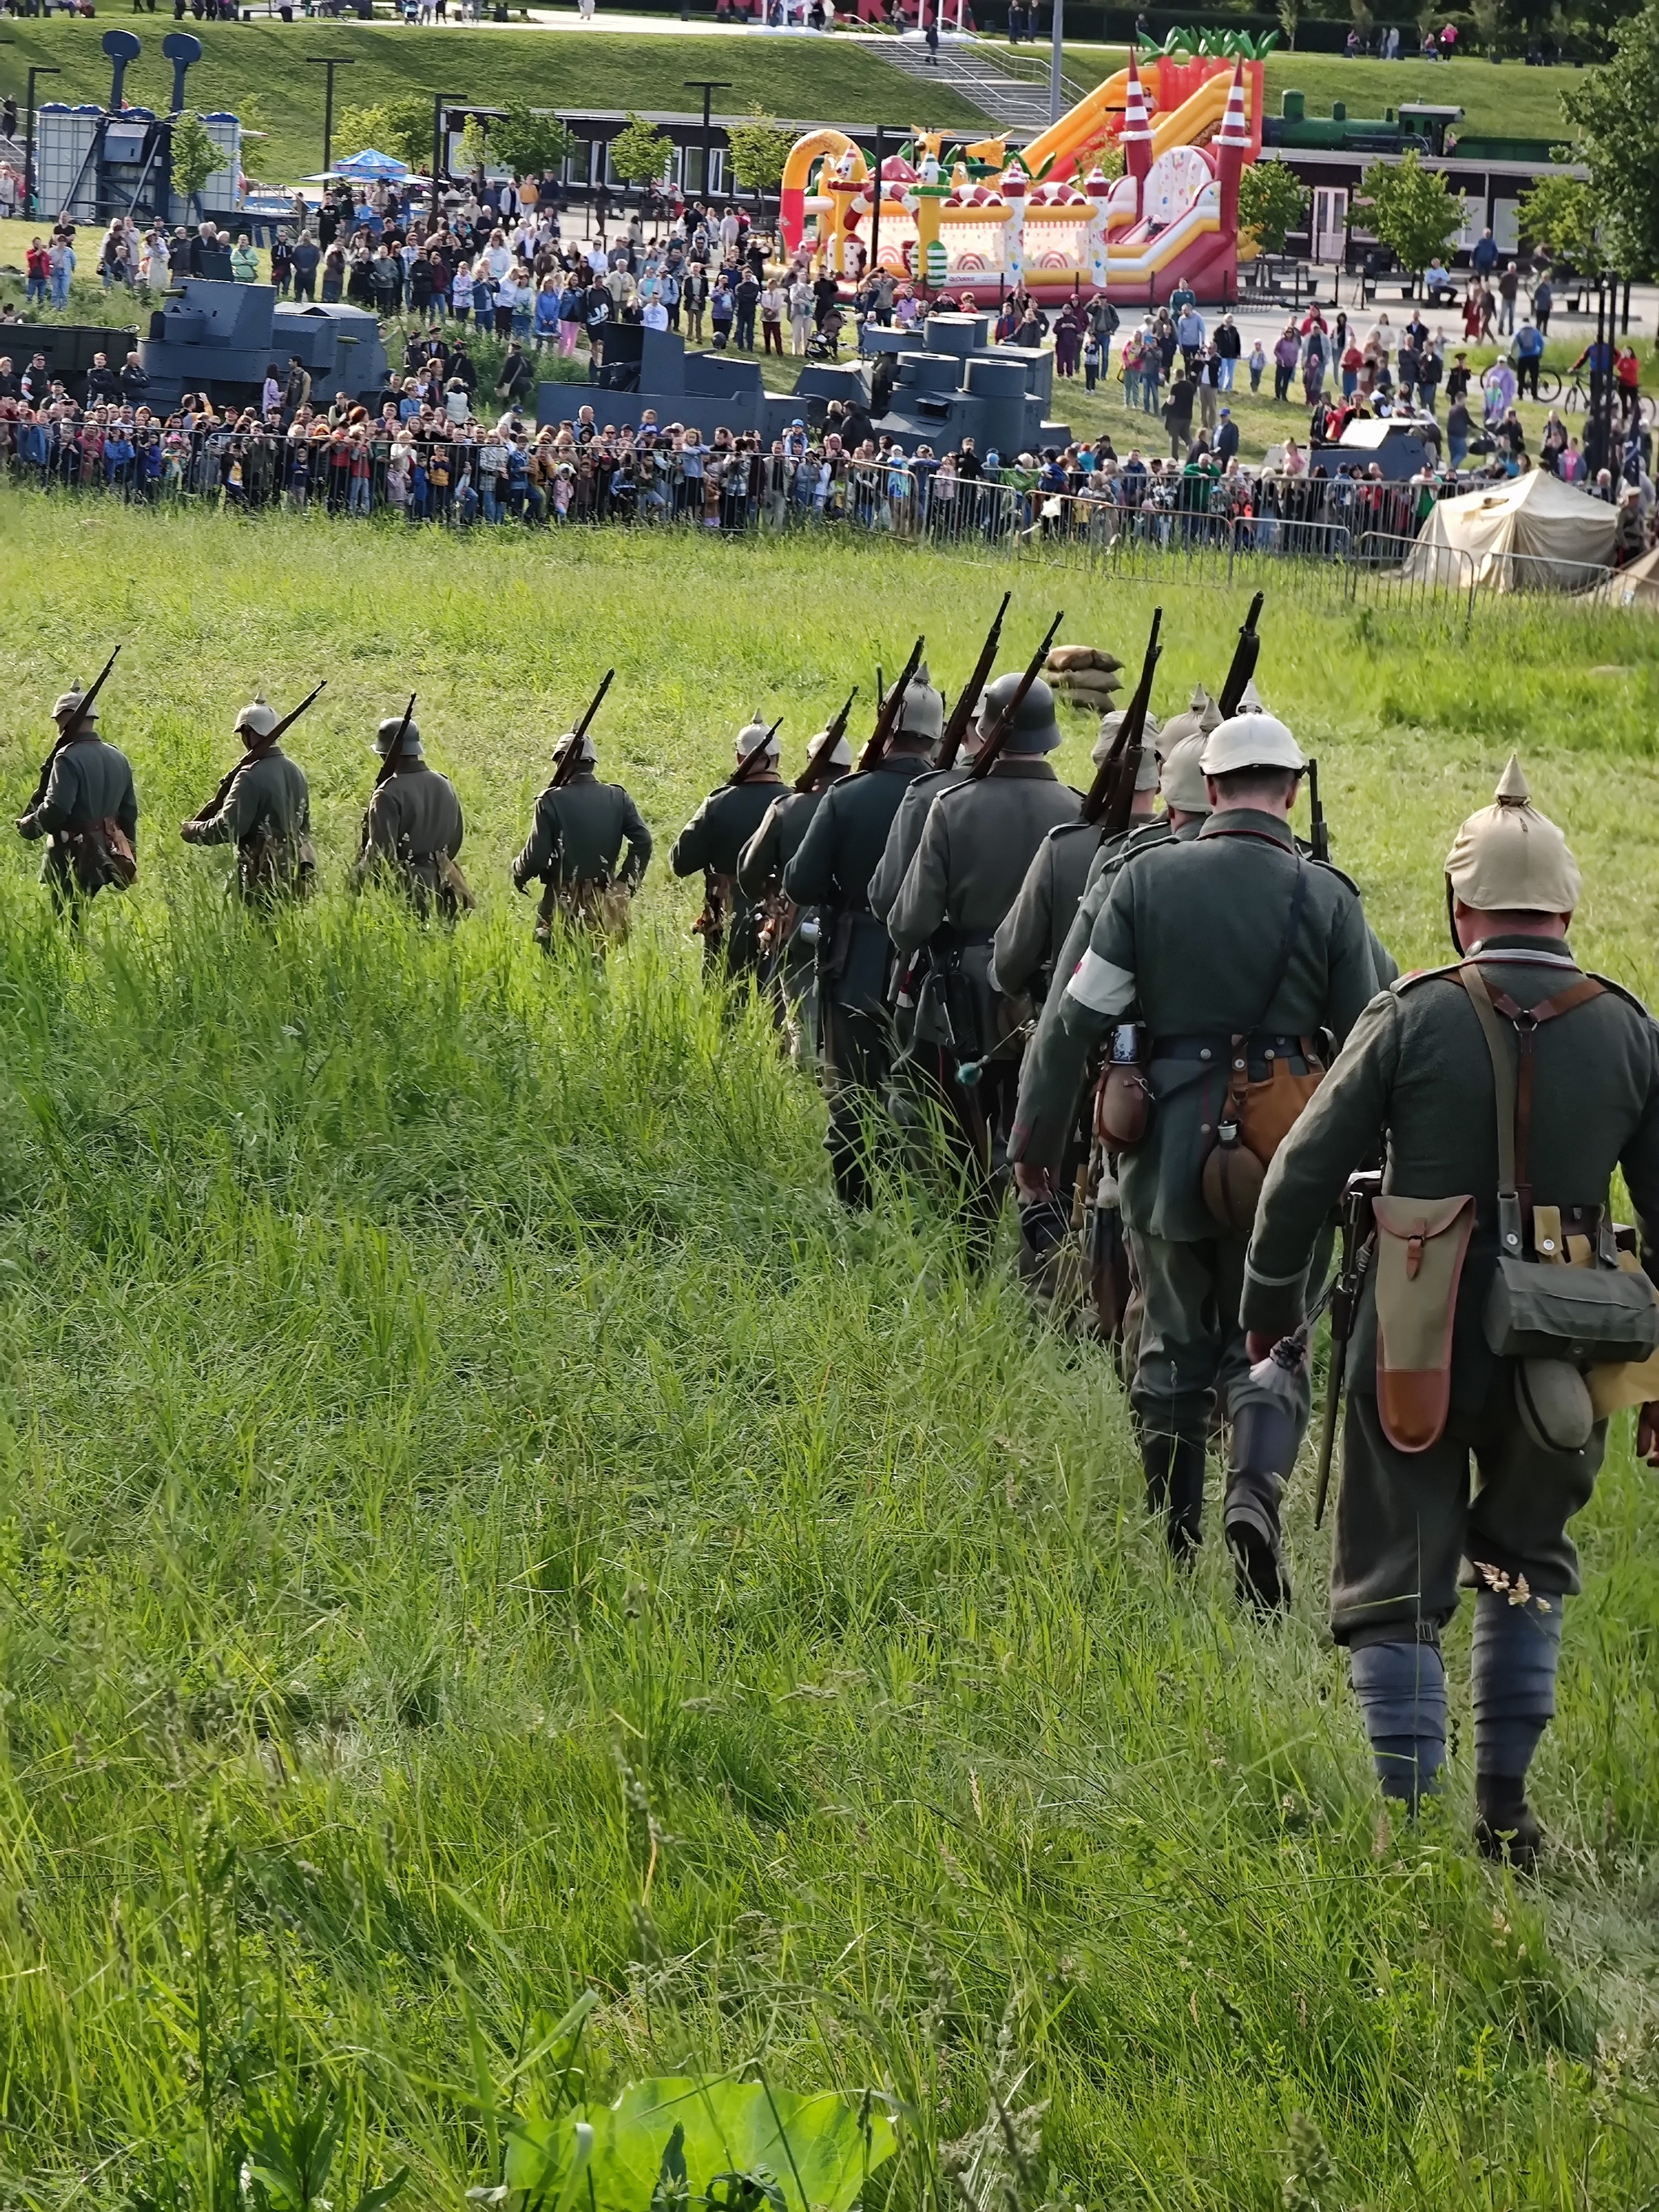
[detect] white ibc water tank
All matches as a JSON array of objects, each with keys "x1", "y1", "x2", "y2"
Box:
[{"x1": 36, "y1": 105, "x2": 99, "y2": 224}]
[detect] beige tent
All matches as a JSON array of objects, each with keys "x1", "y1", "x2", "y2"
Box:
[
  {"x1": 1593, "y1": 542, "x2": 1659, "y2": 611},
  {"x1": 1404, "y1": 470, "x2": 1618, "y2": 593}
]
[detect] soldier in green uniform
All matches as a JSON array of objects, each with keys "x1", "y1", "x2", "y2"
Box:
[
  {"x1": 512, "y1": 727, "x2": 652, "y2": 946},
  {"x1": 887, "y1": 672, "x2": 1083, "y2": 1235},
  {"x1": 1243, "y1": 760, "x2": 1659, "y2": 1865},
  {"x1": 737, "y1": 723, "x2": 852, "y2": 1060},
  {"x1": 866, "y1": 680, "x2": 974, "y2": 928},
  {"x1": 1009, "y1": 710, "x2": 1378, "y2": 1600},
  {"x1": 993, "y1": 709, "x2": 1164, "y2": 1010},
  {"x1": 180, "y1": 697, "x2": 315, "y2": 901},
  {"x1": 16, "y1": 684, "x2": 139, "y2": 906},
  {"x1": 783, "y1": 668, "x2": 945, "y2": 1205},
  {"x1": 355, "y1": 716, "x2": 469, "y2": 917},
  {"x1": 671, "y1": 715, "x2": 787, "y2": 982}
]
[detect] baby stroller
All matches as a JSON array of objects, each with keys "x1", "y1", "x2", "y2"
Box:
[{"x1": 806, "y1": 308, "x2": 844, "y2": 361}]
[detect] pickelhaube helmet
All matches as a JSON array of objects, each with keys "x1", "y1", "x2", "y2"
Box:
[
  {"x1": 1199, "y1": 710, "x2": 1307, "y2": 778},
  {"x1": 1444, "y1": 756, "x2": 1580, "y2": 914},
  {"x1": 979, "y1": 670, "x2": 1061, "y2": 754},
  {"x1": 736, "y1": 709, "x2": 779, "y2": 759},
  {"x1": 373, "y1": 715, "x2": 424, "y2": 758},
  {"x1": 1158, "y1": 732, "x2": 1213, "y2": 816},
  {"x1": 1091, "y1": 707, "x2": 1163, "y2": 790},
  {"x1": 555, "y1": 729, "x2": 597, "y2": 765},
  {"x1": 236, "y1": 694, "x2": 279, "y2": 739},
  {"x1": 53, "y1": 686, "x2": 98, "y2": 727},
  {"x1": 804, "y1": 727, "x2": 853, "y2": 774},
  {"x1": 894, "y1": 661, "x2": 945, "y2": 743},
  {"x1": 1156, "y1": 682, "x2": 1221, "y2": 752}
]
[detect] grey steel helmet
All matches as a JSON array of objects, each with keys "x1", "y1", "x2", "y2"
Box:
[
  {"x1": 736, "y1": 710, "x2": 779, "y2": 760},
  {"x1": 979, "y1": 669, "x2": 1061, "y2": 754},
  {"x1": 373, "y1": 715, "x2": 424, "y2": 758},
  {"x1": 236, "y1": 694, "x2": 279, "y2": 739}
]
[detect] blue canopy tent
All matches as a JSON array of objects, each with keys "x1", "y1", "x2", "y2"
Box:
[{"x1": 334, "y1": 149, "x2": 410, "y2": 180}]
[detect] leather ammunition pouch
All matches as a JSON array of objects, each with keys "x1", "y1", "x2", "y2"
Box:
[{"x1": 539, "y1": 875, "x2": 630, "y2": 942}]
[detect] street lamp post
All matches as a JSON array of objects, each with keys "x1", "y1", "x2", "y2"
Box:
[
  {"x1": 307, "y1": 55, "x2": 356, "y2": 181},
  {"x1": 1048, "y1": 0, "x2": 1065, "y2": 124},
  {"x1": 683, "y1": 78, "x2": 731, "y2": 206},
  {"x1": 24, "y1": 64, "x2": 61, "y2": 224}
]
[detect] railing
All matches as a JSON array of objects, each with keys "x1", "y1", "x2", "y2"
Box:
[{"x1": 2, "y1": 422, "x2": 1601, "y2": 629}]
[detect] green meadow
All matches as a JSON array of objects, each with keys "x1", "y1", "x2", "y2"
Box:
[{"x1": 2, "y1": 493, "x2": 1659, "y2": 2209}]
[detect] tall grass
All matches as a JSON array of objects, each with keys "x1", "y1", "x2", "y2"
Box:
[{"x1": 1, "y1": 499, "x2": 1658, "y2": 2207}]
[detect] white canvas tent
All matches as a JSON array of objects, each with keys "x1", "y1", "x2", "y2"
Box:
[
  {"x1": 1404, "y1": 470, "x2": 1618, "y2": 593},
  {"x1": 1592, "y1": 542, "x2": 1659, "y2": 611}
]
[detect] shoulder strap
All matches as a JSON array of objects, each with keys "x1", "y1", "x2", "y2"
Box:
[
  {"x1": 1251, "y1": 857, "x2": 1309, "y2": 1037},
  {"x1": 1459, "y1": 961, "x2": 1604, "y2": 1254}
]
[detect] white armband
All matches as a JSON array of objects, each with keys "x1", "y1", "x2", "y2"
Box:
[{"x1": 1064, "y1": 949, "x2": 1137, "y2": 1017}]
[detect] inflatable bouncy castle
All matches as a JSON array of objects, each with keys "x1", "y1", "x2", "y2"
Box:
[{"x1": 780, "y1": 52, "x2": 1261, "y2": 307}]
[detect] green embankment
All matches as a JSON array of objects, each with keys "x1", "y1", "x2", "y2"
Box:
[
  {"x1": 0, "y1": 21, "x2": 992, "y2": 187},
  {"x1": 1, "y1": 501, "x2": 1658, "y2": 2208}
]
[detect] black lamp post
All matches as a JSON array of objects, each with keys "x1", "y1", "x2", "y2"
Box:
[
  {"x1": 307, "y1": 55, "x2": 356, "y2": 180},
  {"x1": 682, "y1": 78, "x2": 731, "y2": 204}
]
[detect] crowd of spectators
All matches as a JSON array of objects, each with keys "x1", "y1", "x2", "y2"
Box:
[{"x1": 2, "y1": 168, "x2": 1654, "y2": 569}]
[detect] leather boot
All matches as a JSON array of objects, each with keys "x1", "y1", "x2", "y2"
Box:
[
  {"x1": 1475, "y1": 1772, "x2": 1544, "y2": 1873},
  {"x1": 1142, "y1": 1432, "x2": 1205, "y2": 1564},
  {"x1": 1225, "y1": 1463, "x2": 1290, "y2": 1615}
]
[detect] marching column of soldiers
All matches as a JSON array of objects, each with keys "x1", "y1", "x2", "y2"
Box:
[{"x1": 18, "y1": 607, "x2": 1659, "y2": 1874}]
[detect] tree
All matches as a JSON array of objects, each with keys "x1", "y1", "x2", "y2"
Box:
[
  {"x1": 1238, "y1": 160, "x2": 1309, "y2": 258},
  {"x1": 169, "y1": 113, "x2": 228, "y2": 217},
  {"x1": 1359, "y1": 151, "x2": 1464, "y2": 275},
  {"x1": 488, "y1": 104, "x2": 575, "y2": 181},
  {"x1": 1516, "y1": 172, "x2": 1598, "y2": 270},
  {"x1": 607, "y1": 112, "x2": 673, "y2": 191},
  {"x1": 724, "y1": 110, "x2": 794, "y2": 224},
  {"x1": 1276, "y1": 0, "x2": 1301, "y2": 51},
  {"x1": 1562, "y1": 0, "x2": 1659, "y2": 279},
  {"x1": 338, "y1": 96, "x2": 433, "y2": 170}
]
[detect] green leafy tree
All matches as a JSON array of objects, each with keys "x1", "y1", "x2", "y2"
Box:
[
  {"x1": 338, "y1": 96, "x2": 433, "y2": 170},
  {"x1": 489, "y1": 104, "x2": 576, "y2": 180},
  {"x1": 1276, "y1": 0, "x2": 1302, "y2": 51},
  {"x1": 1360, "y1": 150, "x2": 1465, "y2": 275},
  {"x1": 1238, "y1": 160, "x2": 1309, "y2": 257},
  {"x1": 1469, "y1": 0, "x2": 1503, "y2": 55},
  {"x1": 724, "y1": 110, "x2": 795, "y2": 223},
  {"x1": 1562, "y1": 0, "x2": 1659, "y2": 278},
  {"x1": 1516, "y1": 172, "x2": 1598, "y2": 269},
  {"x1": 607, "y1": 112, "x2": 673, "y2": 192},
  {"x1": 335, "y1": 101, "x2": 394, "y2": 158},
  {"x1": 169, "y1": 113, "x2": 229, "y2": 216}
]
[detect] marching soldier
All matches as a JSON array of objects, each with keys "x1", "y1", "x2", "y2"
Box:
[
  {"x1": 1009, "y1": 710, "x2": 1377, "y2": 1602},
  {"x1": 1243, "y1": 759, "x2": 1659, "y2": 1865},
  {"x1": 783, "y1": 667, "x2": 945, "y2": 1204},
  {"x1": 671, "y1": 714, "x2": 787, "y2": 982},
  {"x1": 993, "y1": 709, "x2": 1164, "y2": 1009},
  {"x1": 180, "y1": 696, "x2": 315, "y2": 901},
  {"x1": 512, "y1": 727, "x2": 652, "y2": 946},
  {"x1": 886, "y1": 671, "x2": 1081, "y2": 1237},
  {"x1": 355, "y1": 714, "x2": 470, "y2": 918},
  {"x1": 866, "y1": 699, "x2": 978, "y2": 928},
  {"x1": 17, "y1": 681, "x2": 139, "y2": 906},
  {"x1": 737, "y1": 722, "x2": 852, "y2": 1058}
]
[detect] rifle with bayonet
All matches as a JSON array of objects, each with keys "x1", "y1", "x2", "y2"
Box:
[
  {"x1": 552, "y1": 667, "x2": 616, "y2": 790},
  {"x1": 1216, "y1": 589, "x2": 1265, "y2": 718},
  {"x1": 1307, "y1": 757, "x2": 1330, "y2": 863},
  {"x1": 22, "y1": 645, "x2": 122, "y2": 822},
  {"x1": 934, "y1": 590, "x2": 1011, "y2": 772},
  {"x1": 795, "y1": 688, "x2": 857, "y2": 792},
  {"x1": 1080, "y1": 606, "x2": 1162, "y2": 833},
  {"x1": 966, "y1": 611, "x2": 1065, "y2": 780},
  {"x1": 1312, "y1": 1169, "x2": 1382, "y2": 1529},
  {"x1": 186, "y1": 680, "x2": 327, "y2": 833},
  {"x1": 854, "y1": 634, "x2": 925, "y2": 774}
]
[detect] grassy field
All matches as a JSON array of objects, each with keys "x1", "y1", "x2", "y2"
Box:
[
  {"x1": 1054, "y1": 42, "x2": 1584, "y2": 145},
  {"x1": 2, "y1": 496, "x2": 1659, "y2": 2210},
  {"x1": 0, "y1": 21, "x2": 991, "y2": 189}
]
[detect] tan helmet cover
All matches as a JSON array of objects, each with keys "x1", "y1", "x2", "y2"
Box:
[
  {"x1": 1199, "y1": 710, "x2": 1307, "y2": 778},
  {"x1": 237, "y1": 694, "x2": 279, "y2": 739},
  {"x1": 53, "y1": 687, "x2": 97, "y2": 727},
  {"x1": 1444, "y1": 756, "x2": 1581, "y2": 914},
  {"x1": 1154, "y1": 682, "x2": 1220, "y2": 752},
  {"x1": 808, "y1": 727, "x2": 854, "y2": 769},
  {"x1": 555, "y1": 729, "x2": 597, "y2": 763},
  {"x1": 1158, "y1": 732, "x2": 1213, "y2": 816},
  {"x1": 1091, "y1": 708, "x2": 1163, "y2": 789}
]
